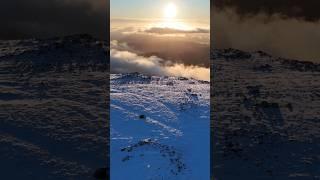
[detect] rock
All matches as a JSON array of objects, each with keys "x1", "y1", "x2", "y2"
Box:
[
  {"x1": 93, "y1": 168, "x2": 108, "y2": 180},
  {"x1": 139, "y1": 114, "x2": 146, "y2": 119}
]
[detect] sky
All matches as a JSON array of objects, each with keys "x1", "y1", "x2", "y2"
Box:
[
  {"x1": 1, "y1": 0, "x2": 320, "y2": 62},
  {"x1": 110, "y1": 0, "x2": 210, "y2": 81},
  {"x1": 212, "y1": 0, "x2": 320, "y2": 62},
  {"x1": 0, "y1": 0, "x2": 107, "y2": 40},
  {"x1": 111, "y1": 0, "x2": 209, "y2": 20}
]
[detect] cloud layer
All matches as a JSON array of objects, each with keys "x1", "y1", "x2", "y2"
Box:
[
  {"x1": 144, "y1": 27, "x2": 209, "y2": 34},
  {"x1": 213, "y1": 0, "x2": 320, "y2": 22},
  {"x1": 111, "y1": 42, "x2": 209, "y2": 81},
  {"x1": 212, "y1": 8, "x2": 320, "y2": 62},
  {"x1": 111, "y1": 24, "x2": 210, "y2": 67},
  {"x1": 110, "y1": 19, "x2": 210, "y2": 80}
]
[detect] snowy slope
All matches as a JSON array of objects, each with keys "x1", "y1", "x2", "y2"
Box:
[
  {"x1": 211, "y1": 49, "x2": 320, "y2": 179},
  {"x1": 110, "y1": 73, "x2": 210, "y2": 179},
  {"x1": 0, "y1": 35, "x2": 109, "y2": 179},
  {"x1": 2, "y1": 34, "x2": 319, "y2": 180}
]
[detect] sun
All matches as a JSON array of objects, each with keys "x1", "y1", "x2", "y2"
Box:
[{"x1": 164, "y1": 2, "x2": 177, "y2": 19}]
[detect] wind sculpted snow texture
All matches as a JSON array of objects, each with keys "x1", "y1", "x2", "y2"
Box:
[
  {"x1": 0, "y1": 35, "x2": 108, "y2": 179},
  {"x1": 211, "y1": 49, "x2": 320, "y2": 179},
  {"x1": 111, "y1": 73, "x2": 210, "y2": 179}
]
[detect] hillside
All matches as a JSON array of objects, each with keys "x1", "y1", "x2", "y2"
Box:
[
  {"x1": 0, "y1": 35, "x2": 108, "y2": 179},
  {"x1": 110, "y1": 73, "x2": 210, "y2": 179},
  {"x1": 211, "y1": 49, "x2": 320, "y2": 179}
]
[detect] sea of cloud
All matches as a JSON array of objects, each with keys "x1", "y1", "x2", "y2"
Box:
[
  {"x1": 110, "y1": 19, "x2": 210, "y2": 81},
  {"x1": 212, "y1": 7, "x2": 320, "y2": 62},
  {"x1": 110, "y1": 40, "x2": 209, "y2": 81}
]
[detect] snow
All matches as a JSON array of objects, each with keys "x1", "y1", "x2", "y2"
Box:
[
  {"x1": 0, "y1": 35, "x2": 108, "y2": 179},
  {"x1": 212, "y1": 49, "x2": 320, "y2": 179},
  {"x1": 2, "y1": 34, "x2": 319, "y2": 180},
  {"x1": 0, "y1": 35, "x2": 210, "y2": 179},
  {"x1": 110, "y1": 73, "x2": 210, "y2": 179}
]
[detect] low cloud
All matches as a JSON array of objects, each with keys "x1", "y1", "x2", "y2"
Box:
[
  {"x1": 144, "y1": 27, "x2": 209, "y2": 34},
  {"x1": 111, "y1": 29, "x2": 210, "y2": 67},
  {"x1": 110, "y1": 48, "x2": 209, "y2": 81},
  {"x1": 213, "y1": 0, "x2": 320, "y2": 22},
  {"x1": 213, "y1": 8, "x2": 320, "y2": 62},
  {"x1": 110, "y1": 19, "x2": 210, "y2": 79}
]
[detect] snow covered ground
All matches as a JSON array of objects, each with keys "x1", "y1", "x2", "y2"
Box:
[
  {"x1": 110, "y1": 73, "x2": 210, "y2": 179},
  {"x1": 0, "y1": 35, "x2": 108, "y2": 179},
  {"x1": 211, "y1": 49, "x2": 320, "y2": 179},
  {"x1": 2, "y1": 34, "x2": 319, "y2": 180}
]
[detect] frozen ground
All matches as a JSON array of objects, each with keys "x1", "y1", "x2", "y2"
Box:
[
  {"x1": 2, "y1": 34, "x2": 319, "y2": 180},
  {"x1": 110, "y1": 73, "x2": 210, "y2": 179},
  {"x1": 211, "y1": 49, "x2": 320, "y2": 179},
  {"x1": 0, "y1": 35, "x2": 108, "y2": 179}
]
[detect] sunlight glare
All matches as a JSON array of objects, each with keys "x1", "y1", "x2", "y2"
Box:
[{"x1": 164, "y1": 3, "x2": 177, "y2": 19}]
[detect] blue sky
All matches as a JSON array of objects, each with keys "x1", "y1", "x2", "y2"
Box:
[{"x1": 110, "y1": 0, "x2": 209, "y2": 19}]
